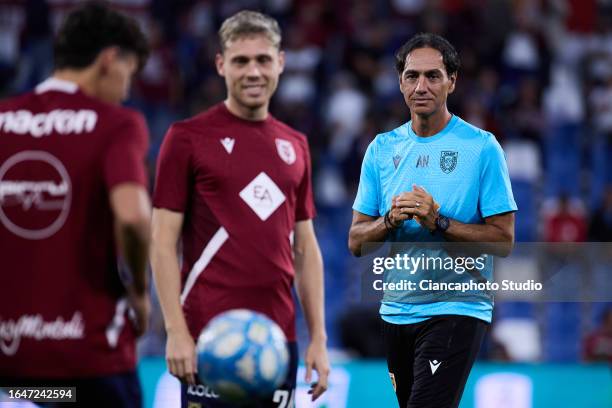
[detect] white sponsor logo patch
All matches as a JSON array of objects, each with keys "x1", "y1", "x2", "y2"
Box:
[
  {"x1": 0, "y1": 151, "x2": 72, "y2": 240},
  {"x1": 429, "y1": 359, "x2": 442, "y2": 375},
  {"x1": 239, "y1": 172, "x2": 285, "y2": 221},
  {"x1": 275, "y1": 138, "x2": 296, "y2": 165},
  {"x1": 0, "y1": 109, "x2": 97, "y2": 137},
  {"x1": 0, "y1": 312, "x2": 85, "y2": 356}
]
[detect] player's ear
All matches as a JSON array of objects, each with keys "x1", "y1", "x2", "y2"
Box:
[
  {"x1": 277, "y1": 50, "x2": 285, "y2": 74},
  {"x1": 97, "y1": 46, "x2": 119, "y2": 76},
  {"x1": 215, "y1": 52, "x2": 225, "y2": 76}
]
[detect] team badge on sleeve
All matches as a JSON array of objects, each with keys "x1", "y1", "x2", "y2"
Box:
[
  {"x1": 275, "y1": 139, "x2": 296, "y2": 165},
  {"x1": 440, "y1": 151, "x2": 458, "y2": 173}
]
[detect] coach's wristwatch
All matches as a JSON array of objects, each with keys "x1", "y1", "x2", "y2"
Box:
[{"x1": 433, "y1": 214, "x2": 450, "y2": 234}]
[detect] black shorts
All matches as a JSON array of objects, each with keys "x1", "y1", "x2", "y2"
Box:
[
  {"x1": 0, "y1": 371, "x2": 142, "y2": 408},
  {"x1": 382, "y1": 315, "x2": 488, "y2": 408},
  {"x1": 181, "y1": 342, "x2": 298, "y2": 408}
]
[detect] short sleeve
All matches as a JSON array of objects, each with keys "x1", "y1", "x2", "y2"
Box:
[
  {"x1": 295, "y1": 138, "x2": 316, "y2": 221},
  {"x1": 478, "y1": 135, "x2": 518, "y2": 218},
  {"x1": 103, "y1": 111, "x2": 149, "y2": 189},
  {"x1": 352, "y1": 140, "x2": 381, "y2": 216},
  {"x1": 152, "y1": 124, "x2": 192, "y2": 212}
]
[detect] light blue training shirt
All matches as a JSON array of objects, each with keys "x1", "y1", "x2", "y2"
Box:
[{"x1": 352, "y1": 115, "x2": 517, "y2": 324}]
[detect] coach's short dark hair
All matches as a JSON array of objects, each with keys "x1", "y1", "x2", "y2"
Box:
[
  {"x1": 54, "y1": 2, "x2": 149, "y2": 70},
  {"x1": 395, "y1": 33, "x2": 460, "y2": 76}
]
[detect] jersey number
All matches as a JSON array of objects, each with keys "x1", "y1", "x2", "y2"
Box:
[{"x1": 272, "y1": 390, "x2": 295, "y2": 408}]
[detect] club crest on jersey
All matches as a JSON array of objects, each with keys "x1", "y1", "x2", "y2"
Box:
[
  {"x1": 440, "y1": 151, "x2": 458, "y2": 173},
  {"x1": 275, "y1": 138, "x2": 296, "y2": 165}
]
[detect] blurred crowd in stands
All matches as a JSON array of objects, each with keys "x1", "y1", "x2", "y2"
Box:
[{"x1": 1, "y1": 0, "x2": 610, "y2": 363}]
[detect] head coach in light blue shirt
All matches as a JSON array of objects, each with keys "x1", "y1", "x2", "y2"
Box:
[{"x1": 348, "y1": 33, "x2": 517, "y2": 408}]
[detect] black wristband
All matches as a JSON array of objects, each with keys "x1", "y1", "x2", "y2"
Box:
[
  {"x1": 383, "y1": 211, "x2": 392, "y2": 231},
  {"x1": 384, "y1": 210, "x2": 402, "y2": 232}
]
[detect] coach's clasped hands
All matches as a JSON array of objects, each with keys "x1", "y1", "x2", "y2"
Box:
[{"x1": 391, "y1": 184, "x2": 440, "y2": 231}]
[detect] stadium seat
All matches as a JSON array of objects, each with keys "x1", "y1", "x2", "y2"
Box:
[{"x1": 511, "y1": 179, "x2": 537, "y2": 241}]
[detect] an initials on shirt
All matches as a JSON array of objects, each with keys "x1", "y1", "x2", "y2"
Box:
[
  {"x1": 253, "y1": 185, "x2": 273, "y2": 205},
  {"x1": 416, "y1": 155, "x2": 429, "y2": 168},
  {"x1": 239, "y1": 172, "x2": 285, "y2": 221}
]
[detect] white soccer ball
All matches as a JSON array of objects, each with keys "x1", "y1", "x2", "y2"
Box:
[{"x1": 196, "y1": 309, "x2": 289, "y2": 403}]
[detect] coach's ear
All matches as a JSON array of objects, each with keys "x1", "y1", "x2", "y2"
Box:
[
  {"x1": 448, "y1": 72, "x2": 457, "y2": 94},
  {"x1": 215, "y1": 52, "x2": 225, "y2": 77}
]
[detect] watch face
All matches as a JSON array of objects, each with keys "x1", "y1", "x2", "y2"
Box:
[{"x1": 438, "y1": 215, "x2": 450, "y2": 231}]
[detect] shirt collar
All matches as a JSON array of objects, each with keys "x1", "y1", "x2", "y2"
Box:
[{"x1": 35, "y1": 77, "x2": 79, "y2": 94}]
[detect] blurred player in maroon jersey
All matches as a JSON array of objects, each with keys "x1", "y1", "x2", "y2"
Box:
[
  {"x1": 151, "y1": 10, "x2": 329, "y2": 408},
  {"x1": 0, "y1": 3, "x2": 151, "y2": 407}
]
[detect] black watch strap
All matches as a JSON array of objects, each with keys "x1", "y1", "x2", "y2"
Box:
[{"x1": 434, "y1": 215, "x2": 450, "y2": 233}]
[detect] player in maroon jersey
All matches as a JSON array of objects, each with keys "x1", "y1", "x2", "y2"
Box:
[
  {"x1": 0, "y1": 3, "x2": 150, "y2": 406},
  {"x1": 151, "y1": 10, "x2": 329, "y2": 407}
]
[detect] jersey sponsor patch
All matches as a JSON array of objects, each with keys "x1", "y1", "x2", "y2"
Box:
[
  {"x1": 0, "y1": 312, "x2": 85, "y2": 356},
  {"x1": 275, "y1": 138, "x2": 296, "y2": 165},
  {"x1": 0, "y1": 150, "x2": 72, "y2": 240},
  {"x1": 239, "y1": 172, "x2": 286, "y2": 221}
]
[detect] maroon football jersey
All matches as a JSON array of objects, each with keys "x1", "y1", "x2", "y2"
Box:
[
  {"x1": 153, "y1": 103, "x2": 316, "y2": 341},
  {"x1": 0, "y1": 78, "x2": 148, "y2": 378}
]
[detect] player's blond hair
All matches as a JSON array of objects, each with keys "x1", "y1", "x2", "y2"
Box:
[{"x1": 218, "y1": 10, "x2": 281, "y2": 51}]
